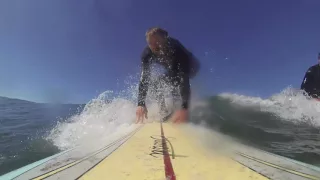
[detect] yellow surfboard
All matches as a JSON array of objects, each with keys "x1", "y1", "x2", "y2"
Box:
[
  {"x1": 80, "y1": 122, "x2": 267, "y2": 180},
  {"x1": 1, "y1": 122, "x2": 320, "y2": 180}
]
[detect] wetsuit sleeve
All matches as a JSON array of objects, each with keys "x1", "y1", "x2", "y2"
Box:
[
  {"x1": 137, "y1": 48, "x2": 151, "y2": 107},
  {"x1": 174, "y1": 41, "x2": 191, "y2": 109},
  {"x1": 301, "y1": 67, "x2": 313, "y2": 91}
]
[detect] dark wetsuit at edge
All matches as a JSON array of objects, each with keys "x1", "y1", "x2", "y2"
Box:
[
  {"x1": 137, "y1": 37, "x2": 192, "y2": 109},
  {"x1": 301, "y1": 64, "x2": 320, "y2": 98}
]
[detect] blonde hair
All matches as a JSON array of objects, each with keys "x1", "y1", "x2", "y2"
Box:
[{"x1": 145, "y1": 27, "x2": 168, "y2": 41}]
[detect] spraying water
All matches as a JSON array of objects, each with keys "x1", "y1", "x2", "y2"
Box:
[
  {"x1": 46, "y1": 81, "x2": 320, "y2": 152},
  {"x1": 46, "y1": 92, "x2": 137, "y2": 150},
  {"x1": 46, "y1": 70, "x2": 180, "y2": 150}
]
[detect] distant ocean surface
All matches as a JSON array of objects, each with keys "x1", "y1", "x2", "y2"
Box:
[
  {"x1": 0, "y1": 87, "x2": 320, "y2": 175},
  {"x1": 0, "y1": 96, "x2": 84, "y2": 175}
]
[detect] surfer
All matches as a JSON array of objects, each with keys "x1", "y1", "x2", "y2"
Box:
[
  {"x1": 300, "y1": 53, "x2": 320, "y2": 98},
  {"x1": 136, "y1": 27, "x2": 200, "y2": 124}
]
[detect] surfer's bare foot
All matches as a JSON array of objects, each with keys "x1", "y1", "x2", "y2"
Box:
[
  {"x1": 135, "y1": 118, "x2": 142, "y2": 124},
  {"x1": 136, "y1": 106, "x2": 148, "y2": 124},
  {"x1": 172, "y1": 109, "x2": 188, "y2": 124}
]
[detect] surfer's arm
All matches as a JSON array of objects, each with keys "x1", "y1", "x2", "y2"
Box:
[
  {"x1": 301, "y1": 68, "x2": 313, "y2": 91},
  {"x1": 137, "y1": 48, "x2": 151, "y2": 107}
]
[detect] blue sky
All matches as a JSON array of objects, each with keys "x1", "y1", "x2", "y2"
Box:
[{"x1": 0, "y1": 0, "x2": 319, "y2": 103}]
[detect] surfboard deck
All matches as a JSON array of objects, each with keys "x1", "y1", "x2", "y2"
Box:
[{"x1": 1, "y1": 122, "x2": 319, "y2": 180}]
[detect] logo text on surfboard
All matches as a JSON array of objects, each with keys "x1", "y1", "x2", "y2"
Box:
[{"x1": 150, "y1": 136, "x2": 175, "y2": 159}]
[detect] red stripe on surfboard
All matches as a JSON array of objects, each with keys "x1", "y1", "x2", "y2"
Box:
[{"x1": 160, "y1": 123, "x2": 176, "y2": 180}]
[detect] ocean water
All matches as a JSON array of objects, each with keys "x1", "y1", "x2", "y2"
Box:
[{"x1": 0, "y1": 87, "x2": 320, "y2": 175}]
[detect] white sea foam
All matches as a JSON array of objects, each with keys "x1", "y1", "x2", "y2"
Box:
[{"x1": 219, "y1": 87, "x2": 320, "y2": 127}]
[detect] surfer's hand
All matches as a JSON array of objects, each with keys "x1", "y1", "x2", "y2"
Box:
[
  {"x1": 172, "y1": 109, "x2": 188, "y2": 124},
  {"x1": 136, "y1": 106, "x2": 148, "y2": 124}
]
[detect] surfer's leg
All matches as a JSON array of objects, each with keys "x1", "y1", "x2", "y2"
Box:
[
  {"x1": 154, "y1": 77, "x2": 167, "y2": 114},
  {"x1": 172, "y1": 86, "x2": 180, "y2": 101},
  {"x1": 157, "y1": 91, "x2": 167, "y2": 113},
  {"x1": 170, "y1": 85, "x2": 182, "y2": 110}
]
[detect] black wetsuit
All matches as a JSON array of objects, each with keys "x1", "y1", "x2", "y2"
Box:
[
  {"x1": 301, "y1": 64, "x2": 320, "y2": 98},
  {"x1": 137, "y1": 37, "x2": 199, "y2": 110}
]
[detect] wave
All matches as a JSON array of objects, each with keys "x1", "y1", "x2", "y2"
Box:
[
  {"x1": 46, "y1": 91, "x2": 137, "y2": 150},
  {"x1": 46, "y1": 74, "x2": 173, "y2": 150},
  {"x1": 219, "y1": 87, "x2": 320, "y2": 127},
  {"x1": 44, "y1": 85, "x2": 320, "y2": 167}
]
